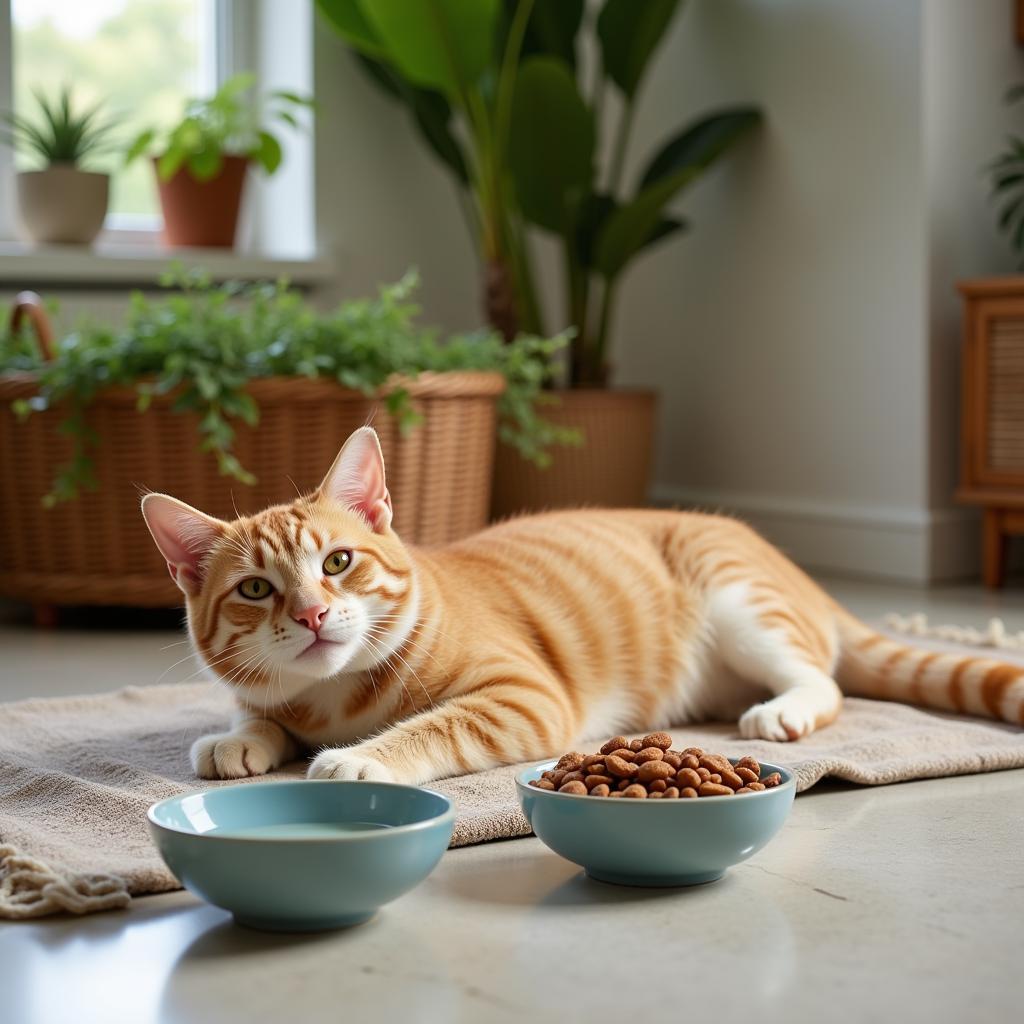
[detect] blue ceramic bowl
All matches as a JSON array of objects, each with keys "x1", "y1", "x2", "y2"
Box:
[
  {"x1": 148, "y1": 780, "x2": 455, "y2": 931},
  {"x1": 516, "y1": 759, "x2": 795, "y2": 887}
]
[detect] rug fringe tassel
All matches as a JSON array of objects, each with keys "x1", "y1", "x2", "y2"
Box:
[
  {"x1": 884, "y1": 613, "x2": 1024, "y2": 651},
  {"x1": 0, "y1": 843, "x2": 130, "y2": 919}
]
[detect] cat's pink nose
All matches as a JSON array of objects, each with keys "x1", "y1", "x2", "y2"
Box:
[{"x1": 292, "y1": 604, "x2": 328, "y2": 632}]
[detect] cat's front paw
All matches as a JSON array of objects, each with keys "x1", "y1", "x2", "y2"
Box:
[
  {"x1": 191, "y1": 732, "x2": 277, "y2": 779},
  {"x1": 738, "y1": 696, "x2": 816, "y2": 742},
  {"x1": 307, "y1": 747, "x2": 394, "y2": 782}
]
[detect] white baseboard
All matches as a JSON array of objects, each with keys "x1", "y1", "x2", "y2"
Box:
[{"x1": 650, "y1": 485, "x2": 981, "y2": 583}]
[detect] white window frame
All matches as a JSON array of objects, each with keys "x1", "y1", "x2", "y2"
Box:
[{"x1": 0, "y1": 0, "x2": 316, "y2": 262}]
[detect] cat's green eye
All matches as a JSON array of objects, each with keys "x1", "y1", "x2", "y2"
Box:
[
  {"x1": 323, "y1": 549, "x2": 352, "y2": 576},
  {"x1": 238, "y1": 577, "x2": 274, "y2": 600}
]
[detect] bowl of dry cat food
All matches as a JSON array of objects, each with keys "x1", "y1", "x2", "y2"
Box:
[
  {"x1": 148, "y1": 780, "x2": 455, "y2": 931},
  {"x1": 516, "y1": 733, "x2": 795, "y2": 887}
]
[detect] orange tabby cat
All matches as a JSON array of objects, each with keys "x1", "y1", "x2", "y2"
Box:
[{"x1": 141, "y1": 427, "x2": 1024, "y2": 784}]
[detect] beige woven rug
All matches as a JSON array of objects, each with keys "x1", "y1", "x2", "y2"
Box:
[{"x1": 3, "y1": 667, "x2": 1024, "y2": 920}]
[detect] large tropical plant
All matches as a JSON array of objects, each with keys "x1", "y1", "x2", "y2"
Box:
[{"x1": 318, "y1": 0, "x2": 761, "y2": 386}]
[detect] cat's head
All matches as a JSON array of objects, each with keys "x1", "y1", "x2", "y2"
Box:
[{"x1": 141, "y1": 427, "x2": 415, "y2": 692}]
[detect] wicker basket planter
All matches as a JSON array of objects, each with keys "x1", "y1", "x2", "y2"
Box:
[
  {"x1": 491, "y1": 388, "x2": 657, "y2": 517},
  {"x1": 0, "y1": 370, "x2": 505, "y2": 609}
]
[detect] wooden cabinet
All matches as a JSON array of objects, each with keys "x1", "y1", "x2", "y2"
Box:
[{"x1": 958, "y1": 277, "x2": 1024, "y2": 587}]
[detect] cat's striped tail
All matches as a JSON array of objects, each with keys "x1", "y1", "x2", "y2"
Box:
[{"x1": 835, "y1": 610, "x2": 1024, "y2": 725}]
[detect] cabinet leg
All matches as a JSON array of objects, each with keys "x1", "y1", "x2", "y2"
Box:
[
  {"x1": 983, "y1": 509, "x2": 1007, "y2": 589},
  {"x1": 33, "y1": 603, "x2": 59, "y2": 629}
]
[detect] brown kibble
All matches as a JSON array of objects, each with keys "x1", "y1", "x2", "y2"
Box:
[
  {"x1": 709, "y1": 773, "x2": 722, "y2": 785},
  {"x1": 648, "y1": 791, "x2": 664, "y2": 799},
  {"x1": 581, "y1": 754, "x2": 607, "y2": 771},
  {"x1": 609, "y1": 790, "x2": 623, "y2": 797},
  {"x1": 559, "y1": 781, "x2": 587, "y2": 795},
  {"x1": 634, "y1": 746, "x2": 665, "y2": 764},
  {"x1": 605, "y1": 755, "x2": 638, "y2": 778},
  {"x1": 696, "y1": 767, "x2": 712, "y2": 781},
  {"x1": 736, "y1": 756, "x2": 761, "y2": 777},
  {"x1": 680, "y1": 754, "x2": 700, "y2": 770},
  {"x1": 629, "y1": 739, "x2": 645, "y2": 752},
  {"x1": 622, "y1": 784, "x2": 648, "y2": 798},
  {"x1": 617, "y1": 778, "x2": 632, "y2": 791},
  {"x1": 699, "y1": 753, "x2": 732, "y2": 775},
  {"x1": 648, "y1": 779, "x2": 668, "y2": 793},
  {"x1": 680, "y1": 787, "x2": 699, "y2": 799},
  {"x1": 662, "y1": 752, "x2": 682, "y2": 770},
  {"x1": 762, "y1": 772, "x2": 782, "y2": 788},
  {"x1": 549, "y1": 770, "x2": 567, "y2": 787},
  {"x1": 642, "y1": 732, "x2": 673, "y2": 751},
  {"x1": 735, "y1": 787, "x2": 754, "y2": 794},
  {"x1": 541, "y1": 770, "x2": 556, "y2": 781},
  {"x1": 600, "y1": 736, "x2": 629, "y2": 755},
  {"x1": 637, "y1": 760, "x2": 675, "y2": 784},
  {"x1": 662, "y1": 787, "x2": 680, "y2": 799},
  {"x1": 720, "y1": 769, "x2": 744, "y2": 791},
  {"x1": 736, "y1": 766, "x2": 759, "y2": 785},
  {"x1": 748, "y1": 782, "x2": 766, "y2": 791},
  {"x1": 555, "y1": 752, "x2": 586, "y2": 772},
  {"x1": 677, "y1": 767, "x2": 702, "y2": 790},
  {"x1": 610, "y1": 748, "x2": 637, "y2": 763},
  {"x1": 590, "y1": 783, "x2": 611, "y2": 797},
  {"x1": 561, "y1": 770, "x2": 586, "y2": 785},
  {"x1": 682, "y1": 747, "x2": 704, "y2": 758},
  {"x1": 529, "y1": 778, "x2": 555, "y2": 790},
  {"x1": 585, "y1": 774, "x2": 613, "y2": 790},
  {"x1": 699, "y1": 782, "x2": 734, "y2": 797}
]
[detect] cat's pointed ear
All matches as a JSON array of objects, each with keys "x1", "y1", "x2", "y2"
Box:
[
  {"x1": 318, "y1": 427, "x2": 393, "y2": 532},
  {"x1": 141, "y1": 493, "x2": 226, "y2": 596}
]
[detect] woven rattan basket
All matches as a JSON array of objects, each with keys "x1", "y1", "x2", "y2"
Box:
[{"x1": 0, "y1": 295, "x2": 505, "y2": 610}]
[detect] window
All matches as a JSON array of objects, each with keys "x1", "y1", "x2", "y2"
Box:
[
  {"x1": 10, "y1": 0, "x2": 220, "y2": 234},
  {"x1": 0, "y1": 0, "x2": 315, "y2": 261}
]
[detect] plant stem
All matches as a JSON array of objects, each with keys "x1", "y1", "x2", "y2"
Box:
[
  {"x1": 607, "y1": 100, "x2": 635, "y2": 198},
  {"x1": 591, "y1": 277, "x2": 616, "y2": 385},
  {"x1": 494, "y1": 0, "x2": 535, "y2": 170}
]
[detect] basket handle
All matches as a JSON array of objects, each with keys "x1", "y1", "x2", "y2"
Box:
[{"x1": 10, "y1": 291, "x2": 55, "y2": 362}]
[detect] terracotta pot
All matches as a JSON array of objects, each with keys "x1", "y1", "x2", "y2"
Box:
[
  {"x1": 154, "y1": 155, "x2": 248, "y2": 248},
  {"x1": 16, "y1": 166, "x2": 109, "y2": 245},
  {"x1": 491, "y1": 388, "x2": 658, "y2": 517}
]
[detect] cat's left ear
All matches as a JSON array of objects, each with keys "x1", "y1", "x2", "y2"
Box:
[
  {"x1": 141, "y1": 493, "x2": 226, "y2": 596},
  {"x1": 318, "y1": 427, "x2": 393, "y2": 532}
]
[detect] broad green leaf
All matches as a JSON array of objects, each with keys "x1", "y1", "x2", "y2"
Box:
[
  {"x1": 187, "y1": 146, "x2": 223, "y2": 181},
  {"x1": 316, "y1": 0, "x2": 386, "y2": 58},
  {"x1": 254, "y1": 131, "x2": 283, "y2": 174},
  {"x1": 510, "y1": 56, "x2": 594, "y2": 232},
  {"x1": 639, "y1": 107, "x2": 761, "y2": 189},
  {"x1": 500, "y1": 0, "x2": 584, "y2": 68},
  {"x1": 361, "y1": 0, "x2": 500, "y2": 96},
  {"x1": 574, "y1": 193, "x2": 686, "y2": 270},
  {"x1": 157, "y1": 147, "x2": 187, "y2": 180},
  {"x1": 596, "y1": 108, "x2": 760, "y2": 278},
  {"x1": 124, "y1": 128, "x2": 155, "y2": 165},
  {"x1": 597, "y1": 0, "x2": 680, "y2": 99},
  {"x1": 354, "y1": 54, "x2": 468, "y2": 182}
]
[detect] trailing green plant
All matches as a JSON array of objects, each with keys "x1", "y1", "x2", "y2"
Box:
[
  {"x1": 988, "y1": 83, "x2": 1024, "y2": 262},
  {"x1": 0, "y1": 270, "x2": 572, "y2": 507},
  {"x1": 1, "y1": 85, "x2": 117, "y2": 168},
  {"x1": 317, "y1": 0, "x2": 762, "y2": 385},
  {"x1": 125, "y1": 73, "x2": 313, "y2": 181}
]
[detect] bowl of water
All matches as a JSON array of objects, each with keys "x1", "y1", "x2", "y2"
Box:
[{"x1": 148, "y1": 780, "x2": 454, "y2": 931}]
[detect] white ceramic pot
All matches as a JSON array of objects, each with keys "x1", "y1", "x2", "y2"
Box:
[{"x1": 16, "y1": 165, "x2": 110, "y2": 245}]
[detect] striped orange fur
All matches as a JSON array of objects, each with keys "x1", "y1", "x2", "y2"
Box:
[{"x1": 140, "y1": 427, "x2": 1024, "y2": 784}]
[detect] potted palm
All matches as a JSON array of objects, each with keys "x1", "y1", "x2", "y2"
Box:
[
  {"x1": 317, "y1": 0, "x2": 762, "y2": 512},
  {"x1": 1, "y1": 86, "x2": 116, "y2": 245},
  {"x1": 126, "y1": 74, "x2": 312, "y2": 248}
]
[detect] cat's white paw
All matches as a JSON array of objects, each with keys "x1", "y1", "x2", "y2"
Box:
[
  {"x1": 307, "y1": 748, "x2": 394, "y2": 782},
  {"x1": 739, "y1": 695, "x2": 817, "y2": 742},
  {"x1": 191, "y1": 732, "x2": 277, "y2": 779}
]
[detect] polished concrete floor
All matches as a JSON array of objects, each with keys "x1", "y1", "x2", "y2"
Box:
[{"x1": 2, "y1": 578, "x2": 1023, "y2": 1023}]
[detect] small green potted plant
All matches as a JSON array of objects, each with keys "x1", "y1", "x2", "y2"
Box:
[
  {"x1": 126, "y1": 74, "x2": 312, "y2": 248},
  {"x1": 1, "y1": 86, "x2": 116, "y2": 245}
]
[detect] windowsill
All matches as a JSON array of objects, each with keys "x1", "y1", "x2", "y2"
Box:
[{"x1": 0, "y1": 241, "x2": 336, "y2": 289}]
